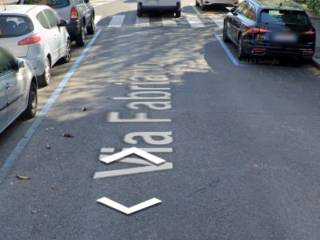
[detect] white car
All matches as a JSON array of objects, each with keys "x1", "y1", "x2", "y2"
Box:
[
  {"x1": 196, "y1": 0, "x2": 238, "y2": 10},
  {"x1": 137, "y1": 0, "x2": 181, "y2": 18},
  {"x1": 0, "y1": 5, "x2": 71, "y2": 87},
  {"x1": 0, "y1": 48, "x2": 38, "y2": 134}
]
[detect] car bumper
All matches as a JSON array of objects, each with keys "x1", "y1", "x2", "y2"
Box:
[
  {"x1": 203, "y1": 0, "x2": 237, "y2": 6},
  {"x1": 25, "y1": 56, "x2": 45, "y2": 77},
  {"x1": 245, "y1": 43, "x2": 315, "y2": 58},
  {"x1": 66, "y1": 20, "x2": 81, "y2": 40},
  {"x1": 140, "y1": 2, "x2": 180, "y2": 11}
]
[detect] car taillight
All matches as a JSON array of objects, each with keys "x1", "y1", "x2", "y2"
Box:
[
  {"x1": 247, "y1": 27, "x2": 271, "y2": 34},
  {"x1": 301, "y1": 30, "x2": 315, "y2": 36},
  {"x1": 70, "y1": 6, "x2": 78, "y2": 20},
  {"x1": 18, "y1": 34, "x2": 41, "y2": 45}
]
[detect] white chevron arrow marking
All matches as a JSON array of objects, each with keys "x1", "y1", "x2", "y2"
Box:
[
  {"x1": 99, "y1": 147, "x2": 166, "y2": 165},
  {"x1": 97, "y1": 197, "x2": 162, "y2": 215}
]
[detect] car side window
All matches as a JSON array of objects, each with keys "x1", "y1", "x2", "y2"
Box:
[
  {"x1": 244, "y1": 4, "x2": 256, "y2": 20},
  {"x1": 36, "y1": 11, "x2": 50, "y2": 29},
  {"x1": 44, "y1": 9, "x2": 59, "y2": 28},
  {"x1": 0, "y1": 50, "x2": 14, "y2": 74}
]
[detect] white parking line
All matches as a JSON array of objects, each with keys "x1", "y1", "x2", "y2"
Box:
[
  {"x1": 214, "y1": 33, "x2": 242, "y2": 67},
  {"x1": 135, "y1": 17, "x2": 150, "y2": 27},
  {"x1": 0, "y1": 30, "x2": 102, "y2": 184},
  {"x1": 161, "y1": 17, "x2": 178, "y2": 27},
  {"x1": 209, "y1": 16, "x2": 223, "y2": 30},
  {"x1": 183, "y1": 12, "x2": 205, "y2": 28},
  {"x1": 95, "y1": 15, "x2": 102, "y2": 25},
  {"x1": 108, "y1": 15, "x2": 125, "y2": 28}
]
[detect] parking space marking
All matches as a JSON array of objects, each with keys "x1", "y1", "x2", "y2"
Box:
[
  {"x1": 95, "y1": 15, "x2": 102, "y2": 25},
  {"x1": 135, "y1": 17, "x2": 150, "y2": 27},
  {"x1": 183, "y1": 12, "x2": 205, "y2": 28},
  {"x1": 209, "y1": 16, "x2": 223, "y2": 30},
  {"x1": 161, "y1": 17, "x2": 178, "y2": 27},
  {"x1": 0, "y1": 30, "x2": 102, "y2": 184},
  {"x1": 108, "y1": 15, "x2": 126, "y2": 28}
]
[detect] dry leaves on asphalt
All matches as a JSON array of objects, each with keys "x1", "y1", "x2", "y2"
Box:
[{"x1": 16, "y1": 175, "x2": 31, "y2": 181}]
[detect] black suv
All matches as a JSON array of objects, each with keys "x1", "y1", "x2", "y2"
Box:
[{"x1": 223, "y1": 0, "x2": 316, "y2": 59}]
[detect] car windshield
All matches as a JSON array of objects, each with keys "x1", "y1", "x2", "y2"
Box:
[
  {"x1": 260, "y1": 9, "x2": 309, "y2": 26},
  {"x1": 0, "y1": 16, "x2": 33, "y2": 38},
  {"x1": 23, "y1": 0, "x2": 70, "y2": 8}
]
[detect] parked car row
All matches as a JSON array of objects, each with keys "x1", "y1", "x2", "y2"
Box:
[{"x1": 0, "y1": 0, "x2": 95, "y2": 134}]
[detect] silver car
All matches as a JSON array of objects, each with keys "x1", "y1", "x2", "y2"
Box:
[{"x1": 0, "y1": 48, "x2": 38, "y2": 134}]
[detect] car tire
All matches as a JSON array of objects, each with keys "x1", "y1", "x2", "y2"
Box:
[
  {"x1": 21, "y1": 81, "x2": 37, "y2": 120},
  {"x1": 87, "y1": 17, "x2": 95, "y2": 35},
  {"x1": 137, "y1": 3, "x2": 143, "y2": 17},
  {"x1": 39, "y1": 57, "x2": 51, "y2": 87},
  {"x1": 237, "y1": 35, "x2": 246, "y2": 60},
  {"x1": 76, "y1": 24, "x2": 86, "y2": 47},
  {"x1": 175, "y1": 10, "x2": 181, "y2": 18},
  {"x1": 223, "y1": 22, "x2": 230, "y2": 43},
  {"x1": 61, "y1": 39, "x2": 72, "y2": 63}
]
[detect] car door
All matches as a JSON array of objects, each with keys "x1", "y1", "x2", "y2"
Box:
[
  {"x1": 43, "y1": 9, "x2": 61, "y2": 64},
  {"x1": 0, "y1": 72, "x2": 8, "y2": 133},
  {"x1": 4, "y1": 53, "x2": 26, "y2": 121}
]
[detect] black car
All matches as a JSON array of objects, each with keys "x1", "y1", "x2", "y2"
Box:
[{"x1": 223, "y1": 0, "x2": 316, "y2": 60}]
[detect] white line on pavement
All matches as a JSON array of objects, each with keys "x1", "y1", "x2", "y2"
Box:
[
  {"x1": 214, "y1": 33, "x2": 242, "y2": 67},
  {"x1": 161, "y1": 17, "x2": 178, "y2": 27},
  {"x1": 95, "y1": 15, "x2": 102, "y2": 25},
  {"x1": 183, "y1": 12, "x2": 205, "y2": 28},
  {"x1": 108, "y1": 15, "x2": 125, "y2": 28},
  {"x1": 0, "y1": 30, "x2": 102, "y2": 184},
  {"x1": 135, "y1": 17, "x2": 150, "y2": 27}
]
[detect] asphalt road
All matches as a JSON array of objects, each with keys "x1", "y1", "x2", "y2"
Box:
[{"x1": 1, "y1": 1, "x2": 320, "y2": 239}]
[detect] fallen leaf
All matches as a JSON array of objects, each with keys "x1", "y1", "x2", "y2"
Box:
[
  {"x1": 16, "y1": 175, "x2": 31, "y2": 180},
  {"x1": 63, "y1": 133, "x2": 74, "y2": 138}
]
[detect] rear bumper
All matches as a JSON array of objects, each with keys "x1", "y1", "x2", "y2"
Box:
[
  {"x1": 66, "y1": 20, "x2": 81, "y2": 40},
  {"x1": 139, "y1": 2, "x2": 181, "y2": 12},
  {"x1": 245, "y1": 43, "x2": 315, "y2": 58},
  {"x1": 203, "y1": 0, "x2": 237, "y2": 6}
]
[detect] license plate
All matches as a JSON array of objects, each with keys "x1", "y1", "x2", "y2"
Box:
[{"x1": 273, "y1": 33, "x2": 297, "y2": 43}]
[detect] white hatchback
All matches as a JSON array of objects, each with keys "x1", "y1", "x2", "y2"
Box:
[{"x1": 0, "y1": 5, "x2": 71, "y2": 86}]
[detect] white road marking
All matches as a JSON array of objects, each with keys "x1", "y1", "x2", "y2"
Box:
[
  {"x1": 183, "y1": 12, "x2": 205, "y2": 28},
  {"x1": 214, "y1": 33, "x2": 242, "y2": 67},
  {"x1": 93, "y1": 162, "x2": 173, "y2": 178},
  {"x1": 161, "y1": 17, "x2": 178, "y2": 27},
  {"x1": 209, "y1": 16, "x2": 224, "y2": 30},
  {"x1": 97, "y1": 197, "x2": 162, "y2": 215},
  {"x1": 0, "y1": 30, "x2": 102, "y2": 184},
  {"x1": 101, "y1": 147, "x2": 173, "y2": 153},
  {"x1": 108, "y1": 15, "x2": 125, "y2": 28},
  {"x1": 99, "y1": 147, "x2": 166, "y2": 165},
  {"x1": 95, "y1": 15, "x2": 102, "y2": 25},
  {"x1": 135, "y1": 17, "x2": 150, "y2": 27},
  {"x1": 91, "y1": 0, "x2": 116, "y2": 7}
]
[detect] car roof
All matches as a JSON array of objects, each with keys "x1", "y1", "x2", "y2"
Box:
[
  {"x1": 0, "y1": 4, "x2": 47, "y2": 14},
  {"x1": 251, "y1": 0, "x2": 305, "y2": 11}
]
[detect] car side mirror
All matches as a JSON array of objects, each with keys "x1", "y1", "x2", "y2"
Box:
[
  {"x1": 57, "y1": 19, "x2": 67, "y2": 27},
  {"x1": 229, "y1": 6, "x2": 237, "y2": 14}
]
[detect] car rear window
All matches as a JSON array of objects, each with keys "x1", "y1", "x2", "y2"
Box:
[
  {"x1": 260, "y1": 9, "x2": 309, "y2": 26},
  {"x1": 0, "y1": 16, "x2": 33, "y2": 38},
  {"x1": 23, "y1": 0, "x2": 70, "y2": 8}
]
